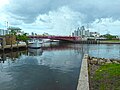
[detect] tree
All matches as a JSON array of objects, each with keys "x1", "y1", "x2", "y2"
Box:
[
  {"x1": 104, "y1": 34, "x2": 117, "y2": 40},
  {"x1": 16, "y1": 33, "x2": 29, "y2": 42},
  {"x1": 8, "y1": 27, "x2": 29, "y2": 42}
]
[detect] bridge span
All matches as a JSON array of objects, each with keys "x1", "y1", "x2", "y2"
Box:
[{"x1": 28, "y1": 36, "x2": 81, "y2": 42}]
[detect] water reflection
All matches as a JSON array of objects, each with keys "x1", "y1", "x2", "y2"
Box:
[
  {"x1": 0, "y1": 43, "x2": 84, "y2": 90},
  {"x1": 0, "y1": 50, "x2": 27, "y2": 63},
  {"x1": 28, "y1": 48, "x2": 43, "y2": 56}
]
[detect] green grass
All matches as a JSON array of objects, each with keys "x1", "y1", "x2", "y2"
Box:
[
  {"x1": 92, "y1": 64, "x2": 120, "y2": 90},
  {"x1": 104, "y1": 40, "x2": 120, "y2": 42}
]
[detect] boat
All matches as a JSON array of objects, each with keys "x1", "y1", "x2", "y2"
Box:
[{"x1": 28, "y1": 39, "x2": 43, "y2": 49}]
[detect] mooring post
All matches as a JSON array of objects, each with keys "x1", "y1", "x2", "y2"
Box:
[
  {"x1": 17, "y1": 40, "x2": 19, "y2": 50},
  {"x1": 1, "y1": 39, "x2": 4, "y2": 52},
  {"x1": 10, "y1": 35, "x2": 13, "y2": 51}
]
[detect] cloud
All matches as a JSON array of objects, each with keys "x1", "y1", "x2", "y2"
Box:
[
  {"x1": 19, "y1": 6, "x2": 85, "y2": 35},
  {"x1": 5, "y1": 0, "x2": 120, "y2": 24},
  {"x1": 5, "y1": 0, "x2": 71, "y2": 23},
  {"x1": 1, "y1": 0, "x2": 120, "y2": 35},
  {"x1": 90, "y1": 18, "x2": 120, "y2": 35}
]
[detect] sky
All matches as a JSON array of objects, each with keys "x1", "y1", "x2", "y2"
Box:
[{"x1": 0, "y1": 0, "x2": 120, "y2": 35}]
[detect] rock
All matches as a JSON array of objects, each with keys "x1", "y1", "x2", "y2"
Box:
[
  {"x1": 117, "y1": 61, "x2": 120, "y2": 64},
  {"x1": 91, "y1": 58, "x2": 98, "y2": 64},
  {"x1": 106, "y1": 59, "x2": 112, "y2": 64},
  {"x1": 113, "y1": 61, "x2": 119, "y2": 64},
  {"x1": 98, "y1": 59, "x2": 105, "y2": 65}
]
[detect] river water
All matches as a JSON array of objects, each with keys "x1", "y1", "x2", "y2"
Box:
[{"x1": 0, "y1": 43, "x2": 120, "y2": 90}]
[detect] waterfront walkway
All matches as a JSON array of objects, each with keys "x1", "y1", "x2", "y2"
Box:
[
  {"x1": 77, "y1": 54, "x2": 89, "y2": 90},
  {"x1": 0, "y1": 43, "x2": 27, "y2": 50}
]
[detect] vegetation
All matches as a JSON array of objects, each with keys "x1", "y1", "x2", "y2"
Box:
[
  {"x1": 7, "y1": 27, "x2": 29, "y2": 42},
  {"x1": 104, "y1": 39, "x2": 120, "y2": 42},
  {"x1": 16, "y1": 33, "x2": 29, "y2": 42},
  {"x1": 92, "y1": 63, "x2": 120, "y2": 90},
  {"x1": 102, "y1": 34, "x2": 118, "y2": 40}
]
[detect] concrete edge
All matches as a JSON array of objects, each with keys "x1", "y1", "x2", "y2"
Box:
[{"x1": 77, "y1": 54, "x2": 89, "y2": 90}]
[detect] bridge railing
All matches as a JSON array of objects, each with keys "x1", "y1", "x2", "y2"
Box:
[{"x1": 28, "y1": 35, "x2": 82, "y2": 41}]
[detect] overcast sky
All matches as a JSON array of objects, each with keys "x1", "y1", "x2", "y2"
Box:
[{"x1": 0, "y1": 0, "x2": 120, "y2": 35}]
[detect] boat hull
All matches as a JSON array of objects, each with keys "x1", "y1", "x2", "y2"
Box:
[
  {"x1": 28, "y1": 42, "x2": 42, "y2": 49},
  {"x1": 28, "y1": 39, "x2": 43, "y2": 49},
  {"x1": 28, "y1": 46, "x2": 41, "y2": 49}
]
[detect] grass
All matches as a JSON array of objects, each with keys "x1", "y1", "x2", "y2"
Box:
[
  {"x1": 92, "y1": 64, "x2": 120, "y2": 90},
  {"x1": 103, "y1": 40, "x2": 120, "y2": 42}
]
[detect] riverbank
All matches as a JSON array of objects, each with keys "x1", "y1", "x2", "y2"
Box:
[
  {"x1": 74, "y1": 40, "x2": 120, "y2": 44},
  {"x1": 88, "y1": 56, "x2": 120, "y2": 90},
  {"x1": 99, "y1": 40, "x2": 120, "y2": 44}
]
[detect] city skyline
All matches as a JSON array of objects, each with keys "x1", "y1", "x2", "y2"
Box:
[
  {"x1": 0, "y1": 0, "x2": 120, "y2": 35},
  {"x1": 72, "y1": 26, "x2": 100, "y2": 37}
]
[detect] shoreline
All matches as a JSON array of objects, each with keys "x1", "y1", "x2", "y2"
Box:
[
  {"x1": 88, "y1": 56, "x2": 120, "y2": 90},
  {"x1": 74, "y1": 40, "x2": 120, "y2": 44},
  {"x1": 78, "y1": 55, "x2": 120, "y2": 90},
  {"x1": 99, "y1": 41, "x2": 120, "y2": 44},
  {"x1": 77, "y1": 54, "x2": 89, "y2": 90}
]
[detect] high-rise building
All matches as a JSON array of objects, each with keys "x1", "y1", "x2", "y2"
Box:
[
  {"x1": 85, "y1": 30, "x2": 90, "y2": 37},
  {"x1": 71, "y1": 26, "x2": 96, "y2": 38},
  {"x1": 0, "y1": 29, "x2": 9, "y2": 35},
  {"x1": 80, "y1": 26, "x2": 85, "y2": 37},
  {"x1": 77, "y1": 27, "x2": 82, "y2": 36},
  {"x1": 74, "y1": 30, "x2": 79, "y2": 36},
  {"x1": 72, "y1": 32, "x2": 74, "y2": 36},
  {"x1": 78, "y1": 29, "x2": 81, "y2": 36}
]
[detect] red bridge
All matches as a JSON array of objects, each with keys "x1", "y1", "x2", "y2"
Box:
[{"x1": 28, "y1": 36, "x2": 81, "y2": 41}]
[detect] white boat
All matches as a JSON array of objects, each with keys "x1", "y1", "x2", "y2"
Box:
[{"x1": 28, "y1": 39, "x2": 43, "y2": 49}]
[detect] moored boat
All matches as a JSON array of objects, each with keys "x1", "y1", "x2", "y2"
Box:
[{"x1": 28, "y1": 39, "x2": 43, "y2": 49}]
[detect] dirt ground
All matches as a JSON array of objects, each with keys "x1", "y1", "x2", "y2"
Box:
[{"x1": 88, "y1": 56, "x2": 120, "y2": 90}]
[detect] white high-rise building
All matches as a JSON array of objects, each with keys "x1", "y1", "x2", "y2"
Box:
[
  {"x1": 80, "y1": 26, "x2": 85, "y2": 37},
  {"x1": 0, "y1": 29, "x2": 9, "y2": 35},
  {"x1": 71, "y1": 26, "x2": 92, "y2": 37},
  {"x1": 77, "y1": 27, "x2": 82, "y2": 36},
  {"x1": 85, "y1": 30, "x2": 90, "y2": 37},
  {"x1": 74, "y1": 30, "x2": 78, "y2": 36}
]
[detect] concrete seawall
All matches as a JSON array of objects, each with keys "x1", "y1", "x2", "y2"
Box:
[
  {"x1": 73, "y1": 40, "x2": 120, "y2": 44},
  {"x1": 77, "y1": 54, "x2": 89, "y2": 90}
]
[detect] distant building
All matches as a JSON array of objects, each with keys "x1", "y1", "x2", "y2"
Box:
[
  {"x1": 0, "y1": 29, "x2": 9, "y2": 35},
  {"x1": 85, "y1": 30, "x2": 90, "y2": 37},
  {"x1": 71, "y1": 26, "x2": 100, "y2": 38},
  {"x1": 43, "y1": 32, "x2": 49, "y2": 36},
  {"x1": 80, "y1": 26, "x2": 85, "y2": 37},
  {"x1": 77, "y1": 27, "x2": 80, "y2": 36},
  {"x1": 90, "y1": 32, "x2": 100, "y2": 37},
  {"x1": 16, "y1": 31, "x2": 24, "y2": 35},
  {"x1": 74, "y1": 30, "x2": 78, "y2": 36},
  {"x1": 31, "y1": 32, "x2": 34, "y2": 36},
  {"x1": 72, "y1": 32, "x2": 74, "y2": 36},
  {"x1": 78, "y1": 29, "x2": 81, "y2": 36}
]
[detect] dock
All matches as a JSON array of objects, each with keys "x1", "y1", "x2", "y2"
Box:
[{"x1": 0, "y1": 43, "x2": 27, "y2": 51}]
